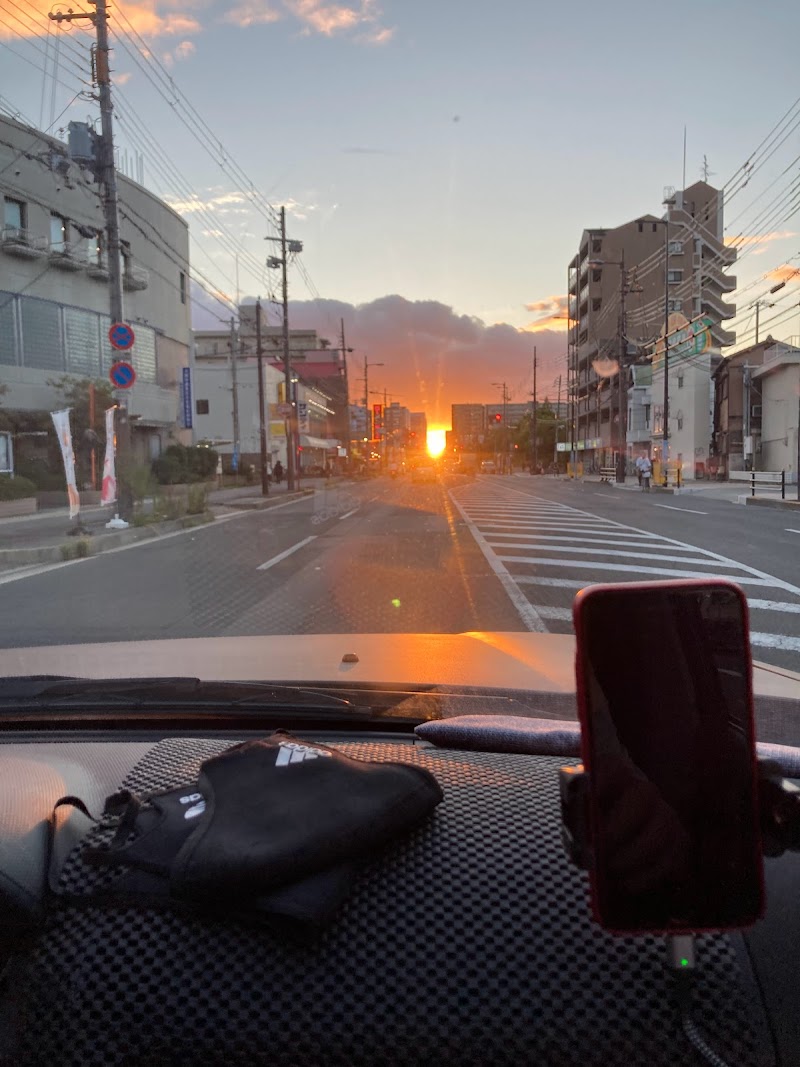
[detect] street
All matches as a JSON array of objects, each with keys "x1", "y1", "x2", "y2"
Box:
[{"x1": 1, "y1": 474, "x2": 800, "y2": 674}]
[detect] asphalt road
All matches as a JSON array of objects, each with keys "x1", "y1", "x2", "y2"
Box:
[{"x1": 1, "y1": 473, "x2": 799, "y2": 674}]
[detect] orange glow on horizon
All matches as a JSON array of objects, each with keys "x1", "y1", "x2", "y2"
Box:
[{"x1": 427, "y1": 429, "x2": 447, "y2": 457}]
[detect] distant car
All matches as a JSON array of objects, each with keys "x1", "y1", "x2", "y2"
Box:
[{"x1": 480, "y1": 461, "x2": 498, "y2": 474}]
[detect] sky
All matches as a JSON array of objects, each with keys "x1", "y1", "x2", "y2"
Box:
[{"x1": 2, "y1": 0, "x2": 800, "y2": 429}]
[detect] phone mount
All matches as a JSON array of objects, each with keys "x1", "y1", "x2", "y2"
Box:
[{"x1": 559, "y1": 759, "x2": 800, "y2": 872}]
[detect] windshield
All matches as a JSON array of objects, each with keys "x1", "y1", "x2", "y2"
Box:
[{"x1": 1, "y1": 3, "x2": 800, "y2": 721}]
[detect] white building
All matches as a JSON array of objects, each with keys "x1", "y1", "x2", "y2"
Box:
[
  {"x1": 0, "y1": 115, "x2": 191, "y2": 465},
  {"x1": 753, "y1": 346, "x2": 800, "y2": 482}
]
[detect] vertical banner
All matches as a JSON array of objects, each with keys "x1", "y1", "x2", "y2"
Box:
[
  {"x1": 373, "y1": 403, "x2": 383, "y2": 438},
  {"x1": 101, "y1": 406, "x2": 117, "y2": 506},
  {"x1": 181, "y1": 367, "x2": 193, "y2": 429},
  {"x1": 50, "y1": 409, "x2": 80, "y2": 519}
]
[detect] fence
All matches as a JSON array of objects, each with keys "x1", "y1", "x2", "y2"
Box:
[
  {"x1": 599, "y1": 466, "x2": 616, "y2": 483},
  {"x1": 729, "y1": 469, "x2": 786, "y2": 499}
]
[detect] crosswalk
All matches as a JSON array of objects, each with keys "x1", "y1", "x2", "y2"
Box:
[{"x1": 451, "y1": 482, "x2": 800, "y2": 668}]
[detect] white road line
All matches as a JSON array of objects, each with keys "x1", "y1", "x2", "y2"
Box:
[
  {"x1": 483, "y1": 533, "x2": 702, "y2": 551},
  {"x1": 487, "y1": 542, "x2": 730, "y2": 567},
  {"x1": 653, "y1": 504, "x2": 708, "y2": 515},
  {"x1": 513, "y1": 576, "x2": 588, "y2": 588},
  {"x1": 338, "y1": 508, "x2": 359, "y2": 520},
  {"x1": 496, "y1": 556, "x2": 771, "y2": 584},
  {"x1": 786, "y1": 529, "x2": 800, "y2": 535},
  {"x1": 256, "y1": 535, "x2": 317, "y2": 571},
  {"x1": 751, "y1": 632, "x2": 800, "y2": 652},
  {"x1": 473, "y1": 520, "x2": 629, "y2": 533},
  {"x1": 748, "y1": 599, "x2": 800, "y2": 614},
  {"x1": 449, "y1": 495, "x2": 546, "y2": 632},
  {"x1": 529, "y1": 604, "x2": 573, "y2": 621}
]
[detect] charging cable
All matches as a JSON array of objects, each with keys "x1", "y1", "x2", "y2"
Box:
[{"x1": 667, "y1": 935, "x2": 732, "y2": 1067}]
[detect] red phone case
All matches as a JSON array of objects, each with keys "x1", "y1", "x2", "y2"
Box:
[{"x1": 572, "y1": 578, "x2": 765, "y2": 936}]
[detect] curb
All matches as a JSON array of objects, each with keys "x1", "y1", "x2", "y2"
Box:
[
  {"x1": 744, "y1": 496, "x2": 800, "y2": 511},
  {"x1": 217, "y1": 488, "x2": 315, "y2": 511},
  {"x1": 0, "y1": 512, "x2": 215, "y2": 566}
]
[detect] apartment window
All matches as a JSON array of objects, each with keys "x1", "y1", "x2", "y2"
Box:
[
  {"x1": 677, "y1": 415, "x2": 684, "y2": 430},
  {"x1": 179, "y1": 271, "x2": 187, "y2": 305},
  {"x1": 677, "y1": 373, "x2": 684, "y2": 389},
  {"x1": 668, "y1": 299, "x2": 682, "y2": 312},
  {"x1": 49, "y1": 214, "x2": 67, "y2": 250},
  {"x1": 591, "y1": 269, "x2": 601, "y2": 283},
  {"x1": 591, "y1": 239, "x2": 601, "y2": 254},
  {"x1": 644, "y1": 404, "x2": 651, "y2": 428},
  {"x1": 667, "y1": 269, "x2": 683, "y2": 284},
  {"x1": 196, "y1": 399, "x2": 209, "y2": 415},
  {"x1": 668, "y1": 241, "x2": 683, "y2": 255},
  {"x1": 3, "y1": 197, "x2": 25, "y2": 233},
  {"x1": 591, "y1": 298, "x2": 601, "y2": 312}
]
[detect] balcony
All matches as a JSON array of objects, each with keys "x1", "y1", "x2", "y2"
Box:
[
  {"x1": 49, "y1": 241, "x2": 86, "y2": 271},
  {"x1": 1, "y1": 226, "x2": 48, "y2": 259},
  {"x1": 123, "y1": 264, "x2": 149, "y2": 291},
  {"x1": 86, "y1": 256, "x2": 110, "y2": 282},
  {"x1": 702, "y1": 259, "x2": 737, "y2": 293},
  {"x1": 702, "y1": 291, "x2": 736, "y2": 320}
]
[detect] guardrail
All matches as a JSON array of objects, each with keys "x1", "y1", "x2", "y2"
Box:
[
  {"x1": 599, "y1": 467, "x2": 616, "y2": 483},
  {"x1": 729, "y1": 469, "x2": 786, "y2": 499}
]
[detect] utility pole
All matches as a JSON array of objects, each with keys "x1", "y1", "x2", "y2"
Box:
[
  {"x1": 340, "y1": 317, "x2": 351, "y2": 465},
  {"x1": 555, "y1": 374, "x2": 562, "y2": 466},
  {"x1": 50, "y1": 0, "x2": 131, "y2": 517},
  {"x1": 229, "y1": 317, "x2": 240, "y2": 476},
  {"x1": 531, "y1": 346, "x2": 538, "y2": 474},
  {"x1": 503, "y1": 383, "x2": 508, "y2": 473},
  {"x1": 266, "y1": 205, "x2": 302, "y2": 491},
  {"x1": 255, "y1": 298, "x2": 269, "y2": 496},
  {"x1": 662, "y1": 220, "x2": 670, "y2": 486},
  {"x1": 616, "y1": 253, "x2": 627, "y2": 483}
]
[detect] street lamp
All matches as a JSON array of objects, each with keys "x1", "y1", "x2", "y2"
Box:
[
  {"x1": 491, "y1": 381, "x2": 509, "y2": 472},
  {"x1": 636, "y1": 216, "x2": 671, "y2": 486},
  {"x1": 362, "y1": 356, "x2": 383, "y2": 452}
]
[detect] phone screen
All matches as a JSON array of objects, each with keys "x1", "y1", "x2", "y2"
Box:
[{"x1": 575, "y1": 581, "x2": 763, "y2": 933}]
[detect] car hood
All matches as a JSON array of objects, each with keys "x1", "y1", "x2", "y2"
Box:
[{"x1": 0, "y1": 632, "x2": 797, "y2": 701}]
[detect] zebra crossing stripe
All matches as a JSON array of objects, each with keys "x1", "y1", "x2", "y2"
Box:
[
  {"x1": 488, "y1": 542, "x2": 731, "y2": 567},
  {"x1": 495, "y1": 556, "x2": 772, "y2": 584}
]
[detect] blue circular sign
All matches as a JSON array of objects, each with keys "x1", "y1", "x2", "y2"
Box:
[
  {"x1": 109, "y1": 322, "x2": 135, "y2": 351},
  {"x1": 109, "y1": 360, "x2": 136, "y2": 389}
]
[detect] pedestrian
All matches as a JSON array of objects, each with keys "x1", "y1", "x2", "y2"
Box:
[
  {"x1": 640, "y1": 454, "x2": 652, "y2": 492},
  {"x1": 635, "y1": 454, "x2": 644, "y2": 487},
  {"x1": 274, "y1": 460, "x2": 284, "y2": 485}
]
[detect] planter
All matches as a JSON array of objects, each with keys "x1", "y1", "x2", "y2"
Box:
[
  {"x1": 36, "y1": 490, "x2": 102, "y2": 509},
  {"x1": 0, "y1": 497, "x2": 37, "y2": 518}
]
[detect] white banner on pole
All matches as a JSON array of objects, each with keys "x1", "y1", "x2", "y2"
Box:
[
  {"x1": 101, "y1": 406, "x2": 117, "y2": 505},
  {"x1": 50, "y1": 409, "x2": 80, "y2": 519}
]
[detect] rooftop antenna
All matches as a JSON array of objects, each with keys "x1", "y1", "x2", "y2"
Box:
[{"x1": 701, "y1": 154, "x2": 715, "y2": 182}]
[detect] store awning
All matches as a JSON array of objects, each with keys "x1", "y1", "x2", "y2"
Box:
[{"x1": 299, "y1": 435, "x2": 339, "y2": 449}]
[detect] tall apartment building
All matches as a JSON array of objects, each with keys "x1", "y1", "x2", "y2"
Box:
[
  {"x1": 567, "y1": 181, "x2": 736, "y2": 469},
  {"x1": 409, "y1": 411, "x2": 427, "y2": 449},
  {"x1": 451, "y1": 404, "x2": 485, "y2": 445}
]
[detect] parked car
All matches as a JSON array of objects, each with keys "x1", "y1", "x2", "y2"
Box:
[{"x1": 480, "y1": 460, "x2": 498, "y2": 474}]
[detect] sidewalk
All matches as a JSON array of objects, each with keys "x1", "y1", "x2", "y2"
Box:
[
  {"x1": 569, "y1": 474, "x2": 751, "y2": 504},
  {"x1": 0, "y1": 479, "x2": 327, "y2": 570}
]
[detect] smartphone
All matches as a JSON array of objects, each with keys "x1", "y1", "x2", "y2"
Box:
[{"x1": 573, "y1": 579, "x2": 764, "y2": 935}]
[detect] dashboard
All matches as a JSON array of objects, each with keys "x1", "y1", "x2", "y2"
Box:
[{"x1": 0, "y1": 724, "x2": 797, "y2": 1066}]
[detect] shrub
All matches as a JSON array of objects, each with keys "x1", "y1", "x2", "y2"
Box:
[
  {"x1": 0, "y1": 475, "x2": 37, "y2": 500},
  {"x1": 14, "y1": 458, "x2": 65, "y2": 491},
  {"x1": 152, "y1": 444, "x2": 218, "y2": 485},
  {"x1": 152, "y1": 453, "x2": 185, "y2": 485},
  {"x1": 186, "y1": 485, "x2": 207, "y2": 515}
]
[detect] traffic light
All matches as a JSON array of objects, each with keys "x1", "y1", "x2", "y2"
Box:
[{"x1": 493, "y1": 413, "x2": 502, "y2": 423}]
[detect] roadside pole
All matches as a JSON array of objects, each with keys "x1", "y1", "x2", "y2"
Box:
[{"x1": 255, "y1": 299, "x2": 269, "y2": 496}]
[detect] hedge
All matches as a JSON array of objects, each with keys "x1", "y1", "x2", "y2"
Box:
[{"x1": 0, "y1": 475, "x2": 38, "y2": 500}]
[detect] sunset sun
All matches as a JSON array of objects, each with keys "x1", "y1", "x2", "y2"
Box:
[{"x1": 427, "y1": 429, "x2": 446, "y2": 457}]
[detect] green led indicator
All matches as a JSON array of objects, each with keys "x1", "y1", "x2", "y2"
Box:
[
  {"x1": 680, "y1": 958, "x2": 689, "y2": 968},
  {"x1": 391, "y1": 598, "x2": 401, "y2": 608}
]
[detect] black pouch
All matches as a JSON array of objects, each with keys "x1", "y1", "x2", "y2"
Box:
[{"x1": 61, "y1": 734, "x2": 443, "y2": 928}]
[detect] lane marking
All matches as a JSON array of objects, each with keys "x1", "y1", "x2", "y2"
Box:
[
  {"x1": 528, "y1": 604, "x2": 573, "y2": 621},
  {"x1": 482, "y1": 532, "x2": 701, "y2": 551},
  {"x1": 786, "y1": 529, "x2": 800, "y2": 535},
  {"x1": 339, "y1": 508, "x2": 359, "y2": 520},
  {"x1": 653, "y1": 504, "x2": 708, "y2": 515},
  {"x1": 449, "y1": 495, "x2": 546, "y2": 633},
  {"x1": 751, "y1": 632, "x2": 800, "y2": 652},
  {"x1": 256, "y1": 535, "x2": 317, "y2": 571},
  {"x1": 496, "y1": 556, "x2": 771, "y2": 584},
  {"x1": 748, "y1": 599, "x2": 800, "y2": 614},
  {"x1": 487, "y1": 542, "x2": 730, "y2": 567},
  {"x1": 513, "y1": 576, "x2": 588, "y2": 588}
]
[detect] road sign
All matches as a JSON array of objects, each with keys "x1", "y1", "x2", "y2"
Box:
[
  {"x1": 109, "y1": 360, "x2": 136, "y2": 389},
  {"x1": 109, "y1": 322, "x2": 135, "y2": 351},
  {"x1": 277, "y1": 402, "x2": 292, "y2": 417},
  {"x1": 231, "y1": 446, "x2": 239, "y2": 472}
]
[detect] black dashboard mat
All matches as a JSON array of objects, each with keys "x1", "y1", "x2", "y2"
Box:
[{"x1": 7, "y1": 738, "x2": 774, "y2": 1066}]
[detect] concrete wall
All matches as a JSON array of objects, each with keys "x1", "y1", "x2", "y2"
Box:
[{"x1": 759, "y1": 363, "x2": 800, "y2": 481}]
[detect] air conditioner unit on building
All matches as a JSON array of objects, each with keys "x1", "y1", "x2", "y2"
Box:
[{"x1": 751, "y1": 405, "x2": 762, "y2": 419}]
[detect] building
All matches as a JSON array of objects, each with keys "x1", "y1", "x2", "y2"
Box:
[
  {"x1": 567, "y1": 181, "x2": 736, "y2": 472},
  {"x1": 650, "y1": 343, "x2": 721, "y2": 479},
  {"x1": 712, "y1": 340, "x2": 773, "y2": 475},
  {"x1": 193, "y1": 309, "x2": 346, "y2": 471},
  {"x1": 409, "y1": 411, "x2": 427, "y2": 450},
  {"x1": 0, "y1": 115, "x2": 191, "y2": 469},
  {"x1": 451, "y1": 404, "x2": 485, "y2": 446},
  {"x1": 751, "y1": 344, "x2": 800, "y2": 480},
  {"x1": 485, "y1": 402, "x2": 531, "y2": 429}
]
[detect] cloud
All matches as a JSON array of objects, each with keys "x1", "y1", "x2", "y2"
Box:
[
  {"x1": 283, "y1": 197, "x2": 318, "y2": 221},
  {"x1": 115, "y1": 71, "x2": 133, "y2": 85},
  {"x1": 162, "y1": 38, "x2": 196, "y2": 65},
  {"x1": 522, "y1": 294, "x2": 569, "y2": 333},
  {"x1": 725, "y1": 230, "x2": 797, "y2": 251},
  {"x1": 221, "y1": 0, "x2": 392, "y2": 41},
  {"x1": 192, "y1": 293, "x2": 567, "y2": 426},
  {"x1": 166, "y1": 190, "x2": 248, "y2": 215},
  {"x1": 342, "y1": 146, "x2": 394, "y2": 155},
  {"x1": 222, "y1": 1, "x2": 282, "y2": 27},
  {"x1": 767, "y1": 265, "x2": 800, "y2": 284}
]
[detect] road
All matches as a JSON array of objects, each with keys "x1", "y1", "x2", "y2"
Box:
[{"x1": 1, "y1": 474, "x2": 799, "y2": 674}]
